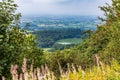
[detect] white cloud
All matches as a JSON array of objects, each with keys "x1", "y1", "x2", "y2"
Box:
[
  {"x1": 14, "y1": 0, "x2": 111, "y2": 16},
  {"x1": 33, "y1": 0, "x2": 52, "y2": 3}
]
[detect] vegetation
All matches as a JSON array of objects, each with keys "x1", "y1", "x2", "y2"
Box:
[
  {"x1": 43, "y1": 0, "x2": 120, "y2": 78},
  {"x1": 52, "y1": 38, "x2": 82, "y2": 50},
  {"x1": 34, "y1": 28, "x2": 84, "y2": 48},
  {"x1": 1, "y1": 0, "x2": 120, "y2": 80},
  {"x1": 3, "y1": 57, "x2": 120, "y2": 80},
  {"x1": 0, "y1": 0, "x2": 43, "y2": 78},
  {"x1": 21, "y1": 16, "x2": 97, "y2": 31}
]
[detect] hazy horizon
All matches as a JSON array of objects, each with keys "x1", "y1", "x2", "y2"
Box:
[{"x1": 15, "y1": 0, "x2": 111, "y2": 16}]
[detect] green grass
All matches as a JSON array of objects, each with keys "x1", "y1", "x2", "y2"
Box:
[
  {"x1": 43, "y1": 38, "x2": 83, "y2": 51},
  {"x1": 43, "y1": 48, "x2": 54, "y2": 52},
  {"x1": 56, "y1": 38, "x2": 82, "y2": 45}
]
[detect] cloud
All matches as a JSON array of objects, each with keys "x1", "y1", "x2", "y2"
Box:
[{"x1": 15, "y1": 0, "x2": 111, "y2": 16}]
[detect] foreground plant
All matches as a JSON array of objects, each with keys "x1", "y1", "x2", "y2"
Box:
[
  {"x1": 9, "y1": 58, "x2": 55, "y2": 80},
  {"x1": 2, "y1": 55, "x2": 120, "y2": 80}
]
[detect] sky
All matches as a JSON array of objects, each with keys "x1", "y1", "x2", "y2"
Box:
[{"x1": 15, "y1": 0, "x2": 111, "y2": 16}]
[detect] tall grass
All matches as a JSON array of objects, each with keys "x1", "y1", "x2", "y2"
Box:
[{"x1": 2, "y1": 55, "x2": 120, "y2": 80}]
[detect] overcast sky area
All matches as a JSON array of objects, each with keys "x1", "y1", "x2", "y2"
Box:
[{"x1": 14, "y1": 0, "x2": 111, "y2": 16}]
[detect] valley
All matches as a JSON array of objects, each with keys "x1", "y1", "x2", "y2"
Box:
[{"x1": 20, "y1": 15, "x2": 98, "y2": 51}]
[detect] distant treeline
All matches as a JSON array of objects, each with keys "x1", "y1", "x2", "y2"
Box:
[{"x1": 33, "y1": 28, "x2": 86, "y2": 48}]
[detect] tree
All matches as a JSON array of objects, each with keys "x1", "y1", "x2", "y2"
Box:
[
  {"x1": 99, "y1": 0, "x2": 120, "y2": 23},
  {"x1": 0, "y1": 0, "x2": 43, "y2": 78},
  {"x1": 91, "y1": 0, "x2": 120, "y2": 64}
]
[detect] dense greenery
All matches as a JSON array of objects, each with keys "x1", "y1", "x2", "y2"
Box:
[
  {"x1": 0, "y1": 0, "x2": 43, "y2": 78},
  {"x1": 1, "y1": 0, "x2": 120, "y2": 79},
  {"x1": 34, "y1": 28, "x2": 84, "y2": 48}
]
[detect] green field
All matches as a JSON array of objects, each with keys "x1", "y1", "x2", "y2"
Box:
[
  {"x1": 56, "y1": 38, "x2": 82, "y2": 45},
  {"x1": 43, "y1": 38, "x2": 83, "y2": 51}
]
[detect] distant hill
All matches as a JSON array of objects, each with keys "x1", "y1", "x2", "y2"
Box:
[{"x1": 20, "y1": 16, "x2": 98, "y2": 31}]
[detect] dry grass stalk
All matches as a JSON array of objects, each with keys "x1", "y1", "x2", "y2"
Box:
[
  {"x1": 19, "y1": 74, "x2": 23, "y2": 80},
  {"x1": 45, "y1": 64, "x2": 51, "y2": 80},
  {"x1": 36, "y1": 67, "x2": 43, "y2": 80},
  {"x1": 57, "y1": 61, "x2": 63, "y2": 76},
  {"x1": 29, "y1": 64, "x2": 34, "y2": 80},
  {"x1": 78, "y1": 66, "x2": 85, "y2": 79},
  {"x1": 22, "y1": 58, "x2": 28, "y2": 80},
  {"x1": 2, "y1": 76, "x2": 5, "y2": 80},
  {"x1": 10, "y1": 64, "x2": 18, "y2": 80},
  {"x1": 67, "y1": 63, "x2": 70, "y2": 74},
  {"x1": 71, "y1": 63, "x2": 77, "y2": 73},
  {"x1": 33, "y1": 69, "x2": 37, "y2": 80},
  {"x1": 94, "y1": 54, "x2": 104, "y2": 70},
  {"x1": 94, "y1": 54, "x2": 100, "y2": 67}
]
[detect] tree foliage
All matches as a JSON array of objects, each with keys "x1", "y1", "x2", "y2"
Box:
[{"x1": 0, "y1": 0, "x2": 43, "y2": 78}]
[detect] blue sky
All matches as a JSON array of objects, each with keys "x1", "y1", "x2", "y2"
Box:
[{"x1": 15, "y1": 0, "x2": 111, "y2": 16}]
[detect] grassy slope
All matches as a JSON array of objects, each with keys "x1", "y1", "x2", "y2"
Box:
[{"x1": 56, "y1": 38, "x2": 82, "y2": 45}]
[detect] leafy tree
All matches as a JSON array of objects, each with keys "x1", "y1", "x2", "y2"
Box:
[
  {"x1": 0, "y1": 0, "x2": 43, "y2": 78},
  {"x1": 99, "y1": 0, "x2": 120, "y2": 23}
]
